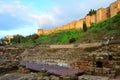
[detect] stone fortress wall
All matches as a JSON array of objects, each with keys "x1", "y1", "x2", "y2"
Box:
[{"x1": 37, "y1": 0, "x2": 120, "y2": 36}]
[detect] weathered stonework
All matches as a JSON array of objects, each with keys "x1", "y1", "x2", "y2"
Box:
[
  {"x1": 90, "y1": 14, "x2": 96, "y2": 24},
  {"x1": 75, "y1": 19, "x2": 84, "y2": 29},
  {"x1": 62, "y1": 25, "x2": 70, "y2": 30},
  {"x1": 37, "y1": 0, "x2": 120, "y2": 36},
  {"x1": 85, "y1": 15, "x2": 91, "y2": 27},
  {"x1": 96, "y1": 8, "x2": 109, "y2": 23},
  {"x1": 37, "y1": 29, "x2": 43, "y2": 36},
  {"x1": 110, "y1": 0, "x2": 120, "y2": 17},
  {"x1": 71, "y1": 52, "x2": 120, "y2": 78},
  {"x1": 43, "y1": 30, "x2": 51, "y2": 34},
  {"x1": 69, "y1": 21, "x2": 76, "y2": 29}
]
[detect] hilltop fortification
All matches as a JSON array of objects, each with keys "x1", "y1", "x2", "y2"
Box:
[{"x1": 37, "y1": 0, "x2": 120, "y2": 36}]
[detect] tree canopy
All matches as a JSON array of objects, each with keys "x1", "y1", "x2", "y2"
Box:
[{"x1": 87, "y1": 9, "x2": 96, "y2": 16}]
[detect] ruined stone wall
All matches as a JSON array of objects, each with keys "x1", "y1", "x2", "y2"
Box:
[
  {"x1": 71, "y1": 51, "x2": 120, "y2": 78},
  {"x1": 37, "y1": 0, "x2": 120, "y2": 36}
]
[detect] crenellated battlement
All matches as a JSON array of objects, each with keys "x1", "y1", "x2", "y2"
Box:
[{"x1": 37, "y1": 0, "x2": 120, "y2": 36}]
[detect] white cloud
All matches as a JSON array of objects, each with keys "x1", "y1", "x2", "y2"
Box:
[
  {"x1": 0, "y1": 0, "x2": 61, "y2": 29},
  {"x1": 0, "y1": 0, "x2": 117, "y2": 38},
  {"x1": 0, "y1": 1, "x2": 37, "y2": 22},
  {"x1": 53, "y1": 7, "x2": 62, "y2": 15},
  {"x1": 38, "y1": 14, "x2": 55, "y2": 28},
  {"x1": 0, "y1": 24, "x2": 38, "y2": 38},
  {"x1": 0, "y1": 0, "x2": 116, "y2": 29}
]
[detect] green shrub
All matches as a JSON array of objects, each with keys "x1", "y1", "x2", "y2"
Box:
[
  {"x1": 5, "y1": 13, "x2": 120, "y2": 46},
  {"x1": 69, "y1": 38, "x2": 76, "y2": 43},
  {"x1": 83, "y1": 21, "x2": 87, "y2": 32}
]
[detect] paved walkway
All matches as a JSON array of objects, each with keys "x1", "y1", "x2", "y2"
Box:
[{"x1": 50, "y1": 43, "x2": 101, "y2": 49}]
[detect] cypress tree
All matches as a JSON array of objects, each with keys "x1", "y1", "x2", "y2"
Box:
[{"x1": 83, "y1": 21, "x2": 87, "y2": 32}]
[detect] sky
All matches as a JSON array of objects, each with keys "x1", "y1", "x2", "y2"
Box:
[{"x1": 0, "y1": 0, "x2": 116, "y2": 38}]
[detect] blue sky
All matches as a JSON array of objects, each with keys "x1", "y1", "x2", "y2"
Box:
[{"x1": 0, "y1": 0, "x2": 116, "y2": 38}]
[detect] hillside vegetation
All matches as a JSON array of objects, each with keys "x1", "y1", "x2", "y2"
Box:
[
  {"x1": 7, "y1": 13, "x2": 120, "y2": 46},
  {"x1": 35, "y1": 13, "x2": 120, "y2": 45}
]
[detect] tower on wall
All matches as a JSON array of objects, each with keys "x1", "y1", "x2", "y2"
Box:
[
  {"x1": 96, "y1": 8, "x2": 109, "y2": 23},
  {"x1": 110, "y1": 0, "x2": 120, "y2": 17}
]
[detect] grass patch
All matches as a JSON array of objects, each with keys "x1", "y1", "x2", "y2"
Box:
[{"x1": 9, "y1": 13, "x2": 120, "y2": 46}]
